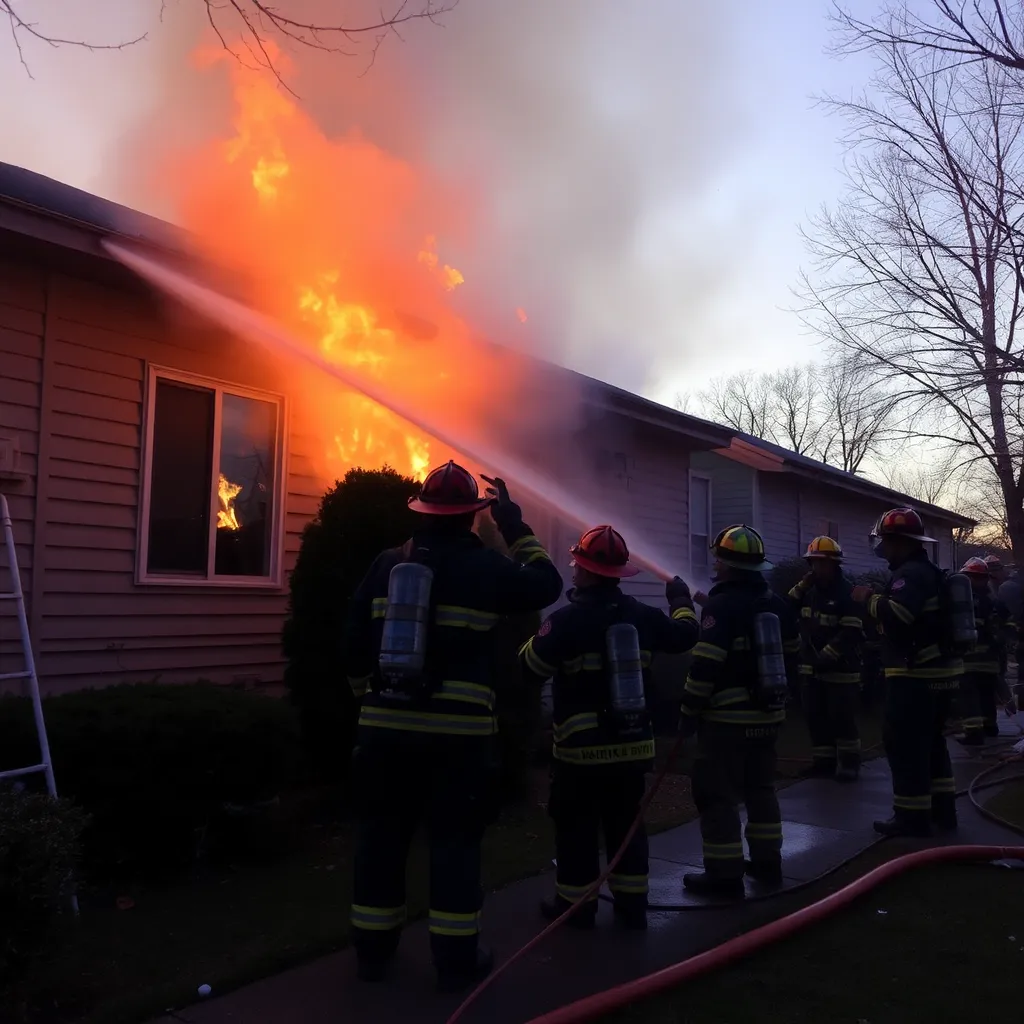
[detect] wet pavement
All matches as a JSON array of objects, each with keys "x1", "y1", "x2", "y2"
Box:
[{"x1": 155, "y1": 723, "x2": 1024, "y2": 1024}]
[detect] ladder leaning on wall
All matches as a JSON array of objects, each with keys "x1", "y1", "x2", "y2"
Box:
[
  {"x1": 0, "y1": 493, "x2": 77, "y2": 913},
  {"x1": 0, "y1": 492, "x2": 58, "y2": 798}
]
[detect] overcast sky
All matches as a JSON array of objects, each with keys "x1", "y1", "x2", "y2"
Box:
[{"x1": 0, "y1": 0, "x2": 878, "y2": 407}]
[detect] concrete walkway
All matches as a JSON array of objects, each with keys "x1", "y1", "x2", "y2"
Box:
[{"x1": 157, "y1": 723, "x2": 1024, "y2": 1024}]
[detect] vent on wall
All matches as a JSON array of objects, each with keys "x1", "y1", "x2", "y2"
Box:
[{"x1": 0, "y1": 435, "x2": 26, "y2": 482}]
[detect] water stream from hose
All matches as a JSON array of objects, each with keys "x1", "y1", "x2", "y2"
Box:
[{"x1": 103, "y1": 239, "x2": 688, "y2": 583}]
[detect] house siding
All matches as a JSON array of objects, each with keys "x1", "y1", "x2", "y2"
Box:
[
  {"x1": 755, "y1": 471, "x2": 801, "y2": 566},
  {"x1": 3, "y1": 260, "x2": 320, "y2": 695},
  {"x1": 0, "y1": 259, "x2": 44, "y2": 671},
  {"x1": 689, "y1": 451, "x2": 755, "y2": 537}
]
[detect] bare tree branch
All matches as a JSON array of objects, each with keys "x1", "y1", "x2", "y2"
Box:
[
  {"x1": 1, "y1": 0, "x2": 456, "y2": 86},
  {"x1": 830, "y1": 1, "x2": 1024, "y2": 74},
  {"x1": 798, "y1": 19, "x2": 1024, "y2": 560},
  {"x1": 686, "y1": 357, "x2": 897, "y2": 475}
]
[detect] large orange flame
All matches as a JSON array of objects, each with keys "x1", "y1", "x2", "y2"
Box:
[{"x1": 170, "y1": 42, "x2": 527, "y2": 486}]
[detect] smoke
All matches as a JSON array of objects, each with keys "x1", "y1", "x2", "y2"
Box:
[{"x1": 100, "y1": 0, "x2": 746, "y2": 396}]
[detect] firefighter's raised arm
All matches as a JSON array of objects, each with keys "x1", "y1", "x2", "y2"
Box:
[
  {"x1": 680, "y1": 600, "x2": 731, "y2": 721},
  {"x1": 648, "y1": 576, "x2": 699, "y2": 654},
  {"x1": 482, "y1": 476, "x2": 564, "y2": 613}
]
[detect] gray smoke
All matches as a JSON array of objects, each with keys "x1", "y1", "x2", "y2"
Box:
[{"x1": 101, "y1": 0, "x2": 747, "y2": 396}]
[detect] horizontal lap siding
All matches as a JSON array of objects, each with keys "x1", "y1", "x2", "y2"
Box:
[
  {"x1": 30, "y1": 270, "x2": 315, "y2": 695},
  {"x1": 689, "y1": 451, "x2": 755, "y2": 536},
  {"x1": 756, "y1": 472, "x2": 801, "y2": 566},
  {"x1": 0, "y1": 261, "x2": 44, "y2": 674},
  {"x1": 601, "y1": 430, "x2": 690, "y2": 609}
]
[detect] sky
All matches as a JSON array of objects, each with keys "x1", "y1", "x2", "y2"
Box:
[{"x1": 0, "y1": 0, "x2": 878, "y2": 407}]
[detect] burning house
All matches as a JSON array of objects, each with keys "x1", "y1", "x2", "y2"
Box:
[{"x1": 0, "y1": 157, "x2": 974, "y2": 695}]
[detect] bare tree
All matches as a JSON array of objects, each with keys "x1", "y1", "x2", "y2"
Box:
[
  {"x1": 831, "y1": 1, "x2": 1024, "y2": 75},
  {"x1": 689, "y1": 358, "x2": 896, "y2": 473},
  {"x1": 816, "y1": 355, "x2": 901, "y2": 474},
  {"x1": 1, "y1": 0, "x2": 456, "y2": 87},
  {"x1": 799, "y1": 35, "x2": 1024, "y2": 560}
]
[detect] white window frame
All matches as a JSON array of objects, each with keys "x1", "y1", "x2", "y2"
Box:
[
  {"x1": 688, "y1": 470, "x2": 713, "y2": 574},
  {"x1": 136, "y1": 365, "x2": 288, "y2": 589}
]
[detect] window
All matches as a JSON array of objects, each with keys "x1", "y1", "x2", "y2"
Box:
[
  {"x1": 138, "y1": 368, "x2": 285, "y2": 586},
  {"x1": 689, "y1": 472, "x2": 712, "y2": 573}
]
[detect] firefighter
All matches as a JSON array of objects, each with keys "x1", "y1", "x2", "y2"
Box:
[
  {"x1": 679, "y1": 525, "x2": 800, "y2": 898},
  {"x1": 985, "y1": 555, "x2": 1021, "y2": 712},
  {"x1": 518, "y1": 525, "x2": 699, "y2": 931},
  {"x1": 955, "y1": 557, "x2": 1005, "y2": 744},
  {"x1": 343, "y1": 461, "x2": 563, "y2": 991},
  {"x1": 788, "y1": 537, "x2": 864, "y2": 781},
  {"x1": 851, "y1": 507, "x2": 962, "y2": 837}
]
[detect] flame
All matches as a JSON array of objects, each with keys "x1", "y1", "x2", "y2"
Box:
[
  {"x1": 516, "y1": 307, "x2": 528, "y2": 323},
  {"x1": 217, "y1": 473, "x2": 243, "y2": 530},
  {"x1": 169, "y1": 41, "x2": 531, "y2": 490}
]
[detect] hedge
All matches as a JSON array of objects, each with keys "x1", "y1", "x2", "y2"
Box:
[
  {"x1": 0, "y1": 683, "x2": 302, "y2": 879},
  {"x1": 0, "y1": 789, "x2": 88, "y2": 988}
]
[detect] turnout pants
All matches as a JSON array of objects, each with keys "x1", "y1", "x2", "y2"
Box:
[
  {"x1": 350, "y1": 732, "x2": 497, "y2": 973},
  {"x1": 691, "y1": 722, "x2": 782, "y2": 881},
  {"x1": 883, "y1": 678, "x2": 957, "y2": 829},
  {"x1": 548, "y1": 762, "x2": 649, "y2": 915},
  {"x1": 959, "y1": 671, "x2": 998, "y2": 738},
  {"x1": 802, "y1": 677, "x2": 861, "y2": 773}
]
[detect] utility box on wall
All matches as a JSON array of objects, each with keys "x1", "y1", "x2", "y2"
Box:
[{"x1": 0, "y1": 435, "x2": 26, "y2": 482}]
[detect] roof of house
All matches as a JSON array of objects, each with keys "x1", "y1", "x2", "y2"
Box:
[{"x1": 0, "y1": 161, "x2": 975, "y2": 528}]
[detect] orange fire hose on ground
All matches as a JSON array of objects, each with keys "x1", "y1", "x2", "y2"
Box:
[{"x1": 444, "y1": 748, "x2": 1024, "y2": 1024}]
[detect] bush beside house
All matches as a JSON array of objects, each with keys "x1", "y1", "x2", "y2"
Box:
[{"x1": 0, "y1": 683, "x2": 301, "y2": 879}]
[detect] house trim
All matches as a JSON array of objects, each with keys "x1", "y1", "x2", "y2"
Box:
[
  {"x1": 688, "y1": 469, "x2": 713, "y2": 575},
  {"x1": 136, "y1": 364, "x2": 289, "y2": 590}
]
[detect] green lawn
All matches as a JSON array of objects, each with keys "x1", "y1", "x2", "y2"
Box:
[
  {"x1": 604, "y1": 861, "x2": 1024, "y2": 1024},
  {"x1": 600, "y1": 759, "x2": 1024, "y2": 1024},
  {"x1": 10, "y1": 707, "x2": 884, "y2": 1024}
]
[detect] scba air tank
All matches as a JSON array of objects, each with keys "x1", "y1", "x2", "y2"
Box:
[
  {"x1": 378, "y1": 562, "x2": 434, "y2": 698},
  {"x1": 606, "y1": 622, "x2": 646, "y2": 717},
  {"x1": 945, "y1": 572, "x2": 978, "y2": 650},
  {"x1": 752, "y1": 612, "x2": 789, "y2": 712}
]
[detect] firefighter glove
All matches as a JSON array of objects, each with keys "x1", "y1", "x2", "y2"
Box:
[
  {"x1": 481, "y1": 475, "x2": 523, "y2": 533},
  {"x1": 666, "y1": 576, "x2": 691, "y2": 605}
]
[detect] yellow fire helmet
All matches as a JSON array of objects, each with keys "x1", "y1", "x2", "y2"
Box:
[
  {"x1": 805, "y1": 536, "x2": 843, "y2": 561},
  {"x1": 711, "y1": 524, "x2": 772, "y2": 572}
]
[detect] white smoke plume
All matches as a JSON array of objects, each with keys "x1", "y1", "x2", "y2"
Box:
[{"x1": 97, "y1": 0, "x2": 747, "y2": 396}]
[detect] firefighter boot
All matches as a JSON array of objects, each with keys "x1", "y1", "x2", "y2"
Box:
[
  {"x1": 539, "y1": 897, "x2": 597, "y2": 930},
  {"x1": 744, "y1": 860, "x2": 784, "y2": 886},
  {"x1": 872, "y1": 815, "x2": 931, "y2": 838},
  {"x1": 682, "y1": 872, "x2": 746, "y2": 898},
  {"x1": 436, "y1": 946, "x2": 495, "y2": 994}
]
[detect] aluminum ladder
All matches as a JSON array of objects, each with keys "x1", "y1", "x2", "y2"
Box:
[{"x1": 0, "y1": 492, "x2": 56, "y2": 795}]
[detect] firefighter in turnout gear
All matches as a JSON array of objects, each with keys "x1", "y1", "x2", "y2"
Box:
[
  {"x1": 851, "y1": 507, "x2": 962, "y2": 837},
  {"x1": 519, "y1": 526, "x2": 699, "y2": 930},
  {"x1": 788, "y1": 537, "x2": 864, "y2": 782},
  {"x1": 343, "y1": 461, "x2": 562, "y2": 991},
  {"x1": 679, "y1": 525, "x2": 800, "y2": 898},
  {"x1": 955, "y1": 558, "x2": 1006, "y2": 745}
]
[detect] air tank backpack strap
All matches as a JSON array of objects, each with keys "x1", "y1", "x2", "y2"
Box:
[
  {"x1": 750, "y1": 595, "x2": 789, "y2": 714},
  {"x1": 603, "y1": 601, "x2": 649, "y2": 743},
  {"x1": 376, "y1": 545, "x2": 441, "y2": 705}
]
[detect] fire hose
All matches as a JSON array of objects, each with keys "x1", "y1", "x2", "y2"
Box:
[{"x1": 445, "y1": 746, "x2": 1024, "y2": 1024}]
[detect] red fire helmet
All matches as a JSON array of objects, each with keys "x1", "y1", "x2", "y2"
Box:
[
  {"x1": 570, "y1": 525, "x2": 640, "y2": 578},
  {"x1": 870, "y1": 507, "x2": 935, "y2": 544},
  {"x1": 960, "y1": 556, "x2": 990, "y2": 577},
  {"x1": 407, "y1": 460, "x2": 492, "y2": 516}
]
